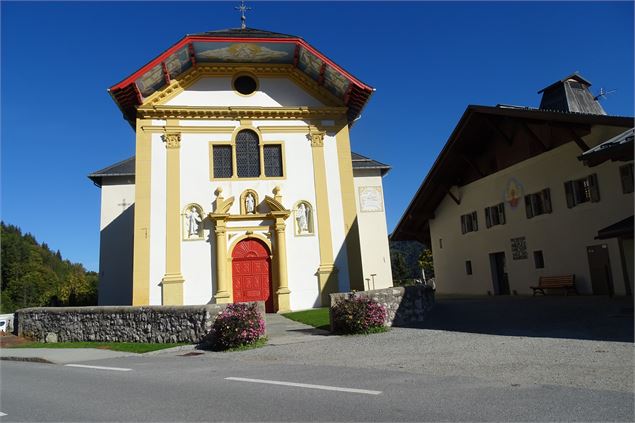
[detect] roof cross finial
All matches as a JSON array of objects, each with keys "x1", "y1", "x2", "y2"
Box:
[{"x1": 235, "y1": 0, "x2": 251, "y2": 30}]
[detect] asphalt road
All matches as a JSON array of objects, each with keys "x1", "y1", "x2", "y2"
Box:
[{"x1": 1, "y1": 346, "x2": 633, "y2": 422}]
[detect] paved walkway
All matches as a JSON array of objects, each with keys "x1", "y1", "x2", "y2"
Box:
[
  {"x1": 0, "y1": 347, "x2": 135, "y2": 364},
  {"x1": 265, "y1": 313, "x2": 332, "y2": 345}
]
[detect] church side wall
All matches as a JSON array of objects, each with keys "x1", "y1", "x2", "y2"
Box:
[
  {"x1": 353, "y1": 169, "x2": 394, "y2": 290},
  {"x1": 429, "y1": 139, "x2": 633, "y2": 296},
  {"x1": 149, "y1": 134, "x2": 167, "y2": 305},
  {"x1": 98, "y1": 179, "x2": 135, "y2": 305}
]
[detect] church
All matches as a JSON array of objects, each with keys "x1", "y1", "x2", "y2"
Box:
[{"x1": 89, "y1": 25, "x2": 393, "y2": 312}]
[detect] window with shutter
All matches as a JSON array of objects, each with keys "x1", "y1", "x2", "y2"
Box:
[
  {"x1": 236, "y1": 130, "x2": 261, "y2": 178},
  {"x1": 542, "y1": 189, "x2": 552, "y2": 213},
  {"x1": 564, "y1": 181, "x2": 575, "y2": 208},
  {"x1": 471, "y1": 211, "x2": 478, "y2": 231},
  {"x1": 485, "y1": 207, "x2": 492, "y2": 228},
  {"x1": 620, "y1": 164, "x2": 634, "y2": 194},
  {"x1": 264, "y1": 145, "x2": 283, "y2": 177},
  {"x1": 589, "y1": 174, "x2": 600, "y2": 202},
  {"x1": 212, "y1": 145, "x2": 233, "y2": 178},
  {"x1": 525, "y1": 195, "x2": 533, "y2": 218},
  {"x1": 498, "y1": 203, "x2": 506, "y2": 224}
]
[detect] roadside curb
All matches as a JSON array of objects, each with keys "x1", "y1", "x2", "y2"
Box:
[{"x1": 0, "y1": 356, "x2": 54, "y2": 364}]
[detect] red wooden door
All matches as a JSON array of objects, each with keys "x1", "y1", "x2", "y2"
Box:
[{"x1": 232, "y1": 239, "x2": 273, "y2": 312}]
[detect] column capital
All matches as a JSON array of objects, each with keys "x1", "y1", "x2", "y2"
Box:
[
  {"x1": 162, "y1": 132, "x2": 181, "y2": 149},
  {"x1": 308, "y1": 128, "x2": 325, "y2": 148}
]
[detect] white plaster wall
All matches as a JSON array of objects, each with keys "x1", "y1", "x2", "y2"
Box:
[
  {"x1": 166, "y1": 77, "x2": 324, "y2": 108},
  {"x1": 149, "y1": 134, "x2": 167, "y2": 305},
  {"x1": 323, "y1": 134, "x2": 349, "y2": 292},
  {"x1": 429, "y1": 140, "x2": 634, "y2": 296},
  {"x1": 177, "y1": 126, "x2": 322, "y2": 309},
  {"x1": 98, "y1": 178, "x2": 135, "y2": 305},
  {"x1": 353, "y1": 169, "x2": 394, "y2": 290}
]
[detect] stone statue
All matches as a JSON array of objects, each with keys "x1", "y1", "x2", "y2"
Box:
[
  {"x1": 245, "y1": 193, "x2": 255, "y2": 214},
  {"x1": 186, "y1": 207, "x2": 202, "y2": 238},
  {"x1": 296, "y1": 203, "x2": 309, "y2": 233}
]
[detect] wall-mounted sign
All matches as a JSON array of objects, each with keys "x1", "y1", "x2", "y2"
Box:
[
  {"x1": 359, "y1": 186, "x2": 384, "y2": 212},
  {"x1": 511, "y1": 237, "x2": 528, "y2": 260}
]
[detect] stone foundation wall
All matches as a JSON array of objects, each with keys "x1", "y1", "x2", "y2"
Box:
[
  {"x1": 330, "y1": 285, "x2": 435, "y2": 327},
  {"x1": 15, "y1": 302, "x2": 265, "y2": 343}
]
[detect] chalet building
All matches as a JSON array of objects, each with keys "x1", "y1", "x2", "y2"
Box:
[{"x1": 392, "y1": 73, "x2": 634, "y2": 296}]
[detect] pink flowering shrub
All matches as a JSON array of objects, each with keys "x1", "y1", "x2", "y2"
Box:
[
  {"x1": 210, "y1": 303, "x2": 265, "y2": 350},
  {"x1": 331, "y1": 297, "x2": 387, "y2": 334}
]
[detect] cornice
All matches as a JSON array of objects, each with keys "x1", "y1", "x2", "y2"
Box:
[{"x1": 137, "y1": 106, "x2": 348, "y2": 121}]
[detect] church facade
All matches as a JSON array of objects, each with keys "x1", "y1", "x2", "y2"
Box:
[{"x1": 89, "y1": 28, "x2": 393, "y2": 312}]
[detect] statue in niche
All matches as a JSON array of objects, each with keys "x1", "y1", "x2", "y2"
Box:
[
  {"x1": 245, "y1": 193, "x2": 256, "y2": 214},
  {"x1": 185, "y1": 207, "x2": 202, "y2": 238},
  {"x1": 296, "y1": 203, "x2": 310, "y2": 234}
]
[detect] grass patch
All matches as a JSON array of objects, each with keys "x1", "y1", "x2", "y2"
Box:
[
  {"x1": 223, "y1": 337, "x2": 268, "y2": 352},
  {"x1": 282, "y1": 307, "x2": 330, "y2": 331},
  {"x1": 6, "y1": 341, "x2": 190, "y2": 354}
]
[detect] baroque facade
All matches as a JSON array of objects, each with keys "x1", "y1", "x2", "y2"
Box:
[{"x1": 90, "y1": 28, "x2": 393, "y2": 312}]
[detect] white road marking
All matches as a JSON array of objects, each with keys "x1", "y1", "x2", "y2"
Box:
[
  {"x1": 225, "y1": 377, "x2": 382, "y2": 395},
  {"x1": 65, "y1": 364, "x2": 131, "y2": 372},
  {"x1": 0, "y1": 412, "x2": 7, "y2": 417}
]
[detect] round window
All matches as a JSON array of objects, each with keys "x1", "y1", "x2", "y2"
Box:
[{"x1": 233, "y1": 75, "x2": 257, "y2": 95}]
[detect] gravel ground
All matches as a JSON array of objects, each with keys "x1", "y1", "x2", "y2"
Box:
[
  {"x1": 222, "y1": 328, "x2": 633, "y2": 393},
  {"x1": 217, "y1": 297, "x2": 634, "y2": 394}
]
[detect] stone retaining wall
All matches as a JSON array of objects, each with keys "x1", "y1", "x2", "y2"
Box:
[
  {"x1": 15, "y1": 302, "x2": 265, "y2": 344},
  {"x1": 330, "y1": 285, "x2": 435, "y2": 328}
]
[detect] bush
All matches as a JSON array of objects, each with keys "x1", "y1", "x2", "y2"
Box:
[
  {"x1": 209, "y1": 303, "x2": 265, "y2": 351},
  {"x1": 331, "y1": 297, "x2": 387, "y2": 335}
]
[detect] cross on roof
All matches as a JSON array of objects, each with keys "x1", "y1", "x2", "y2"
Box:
[{"x1": 235, "y1": 0, "x2": 251, "y2": 30}]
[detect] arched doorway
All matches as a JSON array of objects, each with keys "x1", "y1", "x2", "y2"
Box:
[{"x1": 231, "y1": 238, "x2": 274, "y2": 312}]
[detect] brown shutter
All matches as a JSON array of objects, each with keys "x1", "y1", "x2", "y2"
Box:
[
  {"x1": 542, "y1": 188, "x2": 552, "y2": 213},
  {"x1": 620, "y1": 164, "x2": 634, "y2": 194},
  {"x1": 525, "y1": 195, "x2": 533, "y2": 218},
  {"x1": 564, "y1": 181, "x2": 575, "y2": 208},
  {"x1": 498, "y1": 203, "x2": 506, "y2": 224},
  {"x1": 461, "y1": 215, "x2": 466, "y2": 234},
  {"x1": 588, "y1": 174, "x2": 600, "y2": 202},
  {"x1": 472, "y1": 211, "x2": 478, "y2": 231},
  {"x1": 485, "y1": 207, "x2": 492, "y2": 228}
]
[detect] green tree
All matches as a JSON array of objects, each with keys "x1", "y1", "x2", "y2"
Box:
[
  {"x1": 390, "y1": 251, "x2": 409, "y2": 282},
  {"x1": 418, "y1": 248, "x2": 435, "y2": 279}
]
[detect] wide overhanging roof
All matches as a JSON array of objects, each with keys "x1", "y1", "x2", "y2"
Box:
[
  {"x1": 391, "y1": 105, "x2": 634, "y2": 243},
  {"x1": 108, "y1": 27, "x2": 374, "y2": 125}
]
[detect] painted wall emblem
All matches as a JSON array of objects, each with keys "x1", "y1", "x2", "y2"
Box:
[{"x1": 504, "y1": 178, "x2": 524, "y2": 209}]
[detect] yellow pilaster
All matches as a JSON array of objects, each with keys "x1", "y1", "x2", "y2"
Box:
[
  {"x1": 309, "y1": 127, "x2": 338, "y2": 306},
  {"x1": 335, "y1": 122, "x2": 365, "y2": 291},
  {"x1": 132, "y1": 120, "x2": 152, "y2": 305},
  {"x1": 273, "y1": 215, "x2": 291, "y2": 312},
  {"x1": 214, "y1": 219, "x2": 231, "y2": 303},
  {"x1": 161, "y1": 132, "x2": 184, "y2": 305}
]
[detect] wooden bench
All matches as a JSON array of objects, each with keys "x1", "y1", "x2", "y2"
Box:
[{"x1": 530, "y1": 275, "x2": 576, "y2": 296}]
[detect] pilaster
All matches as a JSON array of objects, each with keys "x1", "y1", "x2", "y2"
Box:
[
  {"x1": 161, "y1": 131, "x2": 184, "y2": 305},
  {"x1": 335, "y1": 122, "x2": 364, "y2": 291},
  {"x1": 273, "y1": 215, "x2": 291, "y2": 312},
  {"x1": 132, "y1": 119, "x2": 152, "y2": 306},
  {"x1": 309, "y1": 127, "x2": 338, "y2": 306}
]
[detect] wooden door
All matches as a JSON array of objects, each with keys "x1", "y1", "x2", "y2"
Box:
[
  {"x1": 586, "y1": 244, "x2": 614, "y2": 295},
  {"x1": 232, "y1": 239, "x2": 273, "y2": 312}
]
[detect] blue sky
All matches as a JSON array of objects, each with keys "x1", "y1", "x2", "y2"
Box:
[{"x1": 1, "y1": 1, "x2": 633, "y2": 271}]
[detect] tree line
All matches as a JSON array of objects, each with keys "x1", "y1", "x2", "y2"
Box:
[{"x1": 1, "y1": 222, "x2": 98, "y2": 313}]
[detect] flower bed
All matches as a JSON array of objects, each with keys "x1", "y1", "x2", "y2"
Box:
[
  {"x1": 331, "y1": 297, "x2": 387, "y2": 335},
  {"x1": 209, "y1": 303, "x2": 266, "y2": 351}
]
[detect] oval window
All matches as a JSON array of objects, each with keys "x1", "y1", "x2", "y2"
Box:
[{"x1": 233, "y1": 75, "x2": 257, "y2": 95}]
